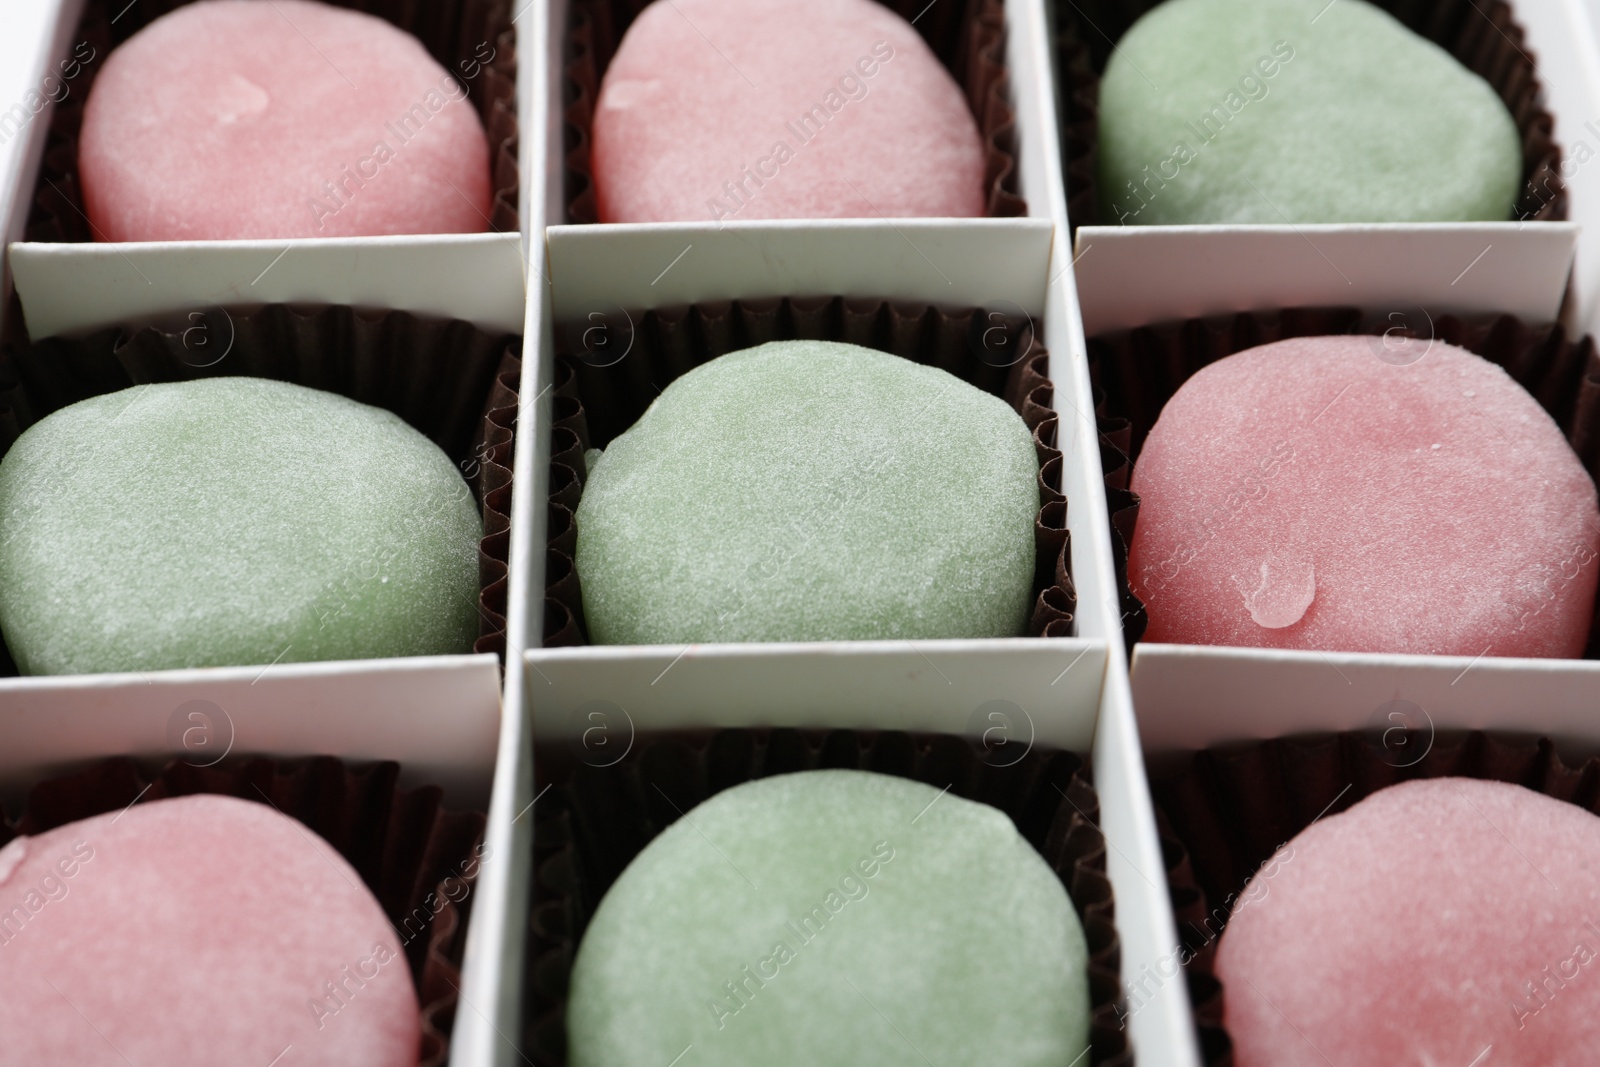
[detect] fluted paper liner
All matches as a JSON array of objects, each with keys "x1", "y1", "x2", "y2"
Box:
[
  {"x1": 1087, "y1": 307, "x2": 1600, "y2": 655},
  {"x1": 1151, "y1": 730, "x2": 1600, "y2": 1065},
  {"x1": 0, "y1": 302, "x2": 522, "y2": 671},
  {"x1": 0, "y1": 754, "x2": 487, "y2": 1067},
  {"x1": 524, "y1": 727, "x2": 1133, "y2": 1065},
  {"x1": 1053, "y1": 0, "x2": 1566, "y2": 229},
  {"x1": 542, "y1": 296, "x2": 1074, "y2": 646},
  {"x1": 26, "y1": 0, "x2": 520, "y2": 242},
  {"x1": 563, "y1": 0, "x2": 1025, "y2": 222}
]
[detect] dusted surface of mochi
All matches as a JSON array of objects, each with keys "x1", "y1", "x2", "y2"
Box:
[
  {"x1": 80, "y1": 0, "x2": 491, "y2": 240},
  {"x1": 0, "y1": 378, "x2": 482, "y2": 674},
  {"x1": 567, "y1": 770, "x2": 1090, "y2": 1067},
  {"x1": 1217, "y1": 778, "x2": 1600, "y2": 1066},
  {"x1": 592, "y1": 0, "x2": 984, "y2": 221},
  {"x1": 1127, "y1": 336, "x2": 1600, "y2": 656},
  {"x1": 0, "y1": 794, "x2": 417, "y2": 1066},
  {"x1": 574, "y1": 341, "x2": 1039, "y2": 644},
  {"x1": 1097, "y1": 0, "x2": 1521, "y2": 224}
]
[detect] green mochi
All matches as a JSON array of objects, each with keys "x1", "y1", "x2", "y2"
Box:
[
  {"x1": 573, "y1": 340, "x2": 1040, "y2": 644},
  {"x1": 567, "y1": 770, "x2": 1092, "y2": 1067},
  {"x1": 1097, "y1": 0, "x2": 1522, "y2": 224},
  {"x1": 0, "y1": 378, "x2": 482, "y2": 675}
]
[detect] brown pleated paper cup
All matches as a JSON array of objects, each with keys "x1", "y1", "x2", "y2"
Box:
[
  {"x1": 0, "y1": 754, "x2": 489, "y2": 1067},
  {"x1": 542, "y1": 296, "x2": 1075, "y2": 647},
  {"x1": 1149, "y1": 729, "x2": 1600, "y2": 1065},
  {"x1": 0, "y1": 302, "x2": 522, "y2": 672},
  {"x1": 524, "y1": 727, "x2": 1133, "y2": 1066},
  {"x1": 1087, "y1": 307, "x2": 1600, "y2": 655},
  {"x1": 1054, "y1": 0, "x2": 1565, "y2": 229}
]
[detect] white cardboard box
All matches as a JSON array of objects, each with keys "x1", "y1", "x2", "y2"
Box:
[
  {"x1": 1064, "y1": 0, "x2": 1599, "y2": 339},
  {"x1": 0, "y1": 650, "x2": 512, "y2": 1064},
  {"x1": 525, "y1": 0, "x2": 1102, "y2": 756},
  {"x1": 0, "y1": 6, "x2": 539, "y2": 1065},
  {"x1": 1071, "y1": 0, "x2": 1600, "y2": 867},
  {"x1": 0, "y1": 2, "x2": 532, "y2": 707},
  {"x1": 1123, "y1": 647, "x2": 1600, "y2": 1065},
  {"x1": 2, "y1": 0, "x2": 531, "y2": 343},
  {"x1": 0, "y1": 172, "x2": 528, "y2": 729},
  {"x1": 501, "y1": 1, "x2": 1191, "y2": 1065},
  {"x1": 1056, "y1": 2, "x2": 1600, "y2": 1061}
]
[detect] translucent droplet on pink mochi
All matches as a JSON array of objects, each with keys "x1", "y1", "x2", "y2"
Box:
[
  {"x1": 591, "y1": 0, "x2": 986, "y2": 222},
  {"x1": 1232, "y1": 551, "x2": 1315, "y2": 629},
  {"x1": 1217, "y1": 778, "x2": 1600, "y2": 1067},
  {"x1": 1127, "y1": 336, "x2": 1600, "y2": 656},
  {"x1": 79, "y1": 0, "x2": 492, "y2": 241}
]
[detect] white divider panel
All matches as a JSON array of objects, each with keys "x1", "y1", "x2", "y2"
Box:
[
  {"x1": 0, "y1": 653, "x2": 504, "y2": 809},
  {"x1": 1074, "y1": 222, "x2": 1578, "y2": 337},
  {"x1": 12, "y1": 230, "x2": 529, "y2": 340},
  {"x1": 1132, "y1": 643, "x2": 1600, "y2": 761},
  {"x1": 547, "y1": 217, "x2": 1053, "y2": 323},
  {"x1": 527, "y1": 639, "x2": 1107, "y2": 752}
]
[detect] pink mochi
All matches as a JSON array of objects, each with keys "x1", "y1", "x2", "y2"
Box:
[
  {"x1": 0, "y1": 794, "x2": 418, "y2": 1066},
  {"x1": 79, "y1": 0, "x2": 491, "y2": 241},
  {"x1": 1127, "y1": 336, "x2": 1600, "y2": 657},
  {"x1": 1217, "y1": 778, "x2": 1600, "y2": 1067},
  {"x1": 591, "y1": 0, "x2": 986, "y2": 222}
]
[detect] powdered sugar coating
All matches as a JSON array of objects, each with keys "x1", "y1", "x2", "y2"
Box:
[
  {"x1": 1127, "y1": 336, "x2": 1600, "y2": 656},
  {"x1": 0, "y1": 794, "x2": 417, "y2": 1066},
  {"x1": 592, "y1": 0, "x2": 984, "y2": 222},
  {"x1": 567, "y1": 770, "x2": 1089, "y2": 1067},
  {"x1": 0, "y1": 378, "x2": 482, "y2": 674},
  {"x1": 80, "y1": 0, "x2": 491, "y2": 240},
  {"x1": 574, "y1": 341, "x2": 1039, "y2": 644},
  {"x1": 1217, "y1": 778, "x2": 1600, "y2": 1066}
]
